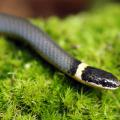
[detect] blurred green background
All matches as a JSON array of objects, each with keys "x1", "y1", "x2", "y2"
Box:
[{"x1": 0, "y1": 1, "x2": 120, "y2": 120}]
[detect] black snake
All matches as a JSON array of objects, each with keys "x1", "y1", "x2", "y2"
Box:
[{"x1": 0, "y1": 13, "x2": 119, "y2": 90}]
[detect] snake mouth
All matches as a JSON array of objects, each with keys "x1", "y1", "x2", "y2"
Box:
[{"x1": 85, "y1": 80, "x2": 120, "y2": 90}]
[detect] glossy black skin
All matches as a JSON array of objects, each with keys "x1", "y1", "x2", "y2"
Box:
[{"x1": 81, "y1": 66, "x2": 120, "y2": 88}]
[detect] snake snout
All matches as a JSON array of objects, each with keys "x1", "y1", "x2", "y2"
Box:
[{"x1": 100, "y1": 77, "x2": 120, "y2": 89}]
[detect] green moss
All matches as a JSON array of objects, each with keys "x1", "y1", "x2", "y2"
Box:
[{"x1": 0, "y1": 4, "x2": 120, "y2": 120}]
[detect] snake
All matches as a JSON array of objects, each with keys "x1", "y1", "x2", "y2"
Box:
[{"x1": 0, "y1": 13, "x2": 120, "y2": 90}]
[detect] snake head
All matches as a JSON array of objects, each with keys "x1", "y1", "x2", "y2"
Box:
[{"x1": 81, "y1": 66, "x2": 120, "y2": 90}]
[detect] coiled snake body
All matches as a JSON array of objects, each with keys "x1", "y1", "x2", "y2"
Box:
[{"x1": 0, "y1": 13, "x2": 119, "y2": 90}]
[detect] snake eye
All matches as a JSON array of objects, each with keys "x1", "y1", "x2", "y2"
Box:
[{"x1": 81, "y1": 66, "x2": 120, "y2": 89}]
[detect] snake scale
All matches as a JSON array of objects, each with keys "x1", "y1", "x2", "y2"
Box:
[{"x1": 0, "y1": 13, "x2": 119, "y2": 90}]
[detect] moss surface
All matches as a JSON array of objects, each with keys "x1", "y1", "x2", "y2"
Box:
[{"x1": 0, "y1": 4, "x2": 120, "y2": 120}]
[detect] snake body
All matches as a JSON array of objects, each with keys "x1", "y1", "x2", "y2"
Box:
[{"x1": 0, "y1": 13, "x2": 119, "y2": 90}]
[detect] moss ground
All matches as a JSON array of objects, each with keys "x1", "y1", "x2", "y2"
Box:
[{"x1": 0, "y1": 4, "x2": 120, "y2": 120}]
